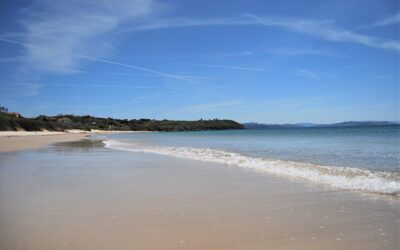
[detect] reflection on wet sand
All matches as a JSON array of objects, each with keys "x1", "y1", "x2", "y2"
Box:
[{"x1": 0, "y1": 139, "x2": 398, "y2": 249}]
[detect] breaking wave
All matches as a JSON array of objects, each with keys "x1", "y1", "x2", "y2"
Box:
[{"x1": 103, "y1": 140, "x2": 400, "y2": 195}]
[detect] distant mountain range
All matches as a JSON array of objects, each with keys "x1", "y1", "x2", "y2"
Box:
[{"x1": 243, "y1": 121, "x2": 400, "y2": 129}]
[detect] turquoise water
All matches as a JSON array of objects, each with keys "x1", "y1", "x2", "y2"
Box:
[
  {"x1": 104, "y1": 126, "x2": 400, "y2": 194},
  {"x1": 109, "y1": 126, "x2": 399, "y2": 171}
]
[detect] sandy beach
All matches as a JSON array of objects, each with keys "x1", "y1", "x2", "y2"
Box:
[
  {"x1": 0, "y1": 130, "x2": 134, "y2": 153},
  {"x1": 0, "y1": 136, "x2": 398, "y2": 250},
  {"x1": 1, "y1": 0, "x2": 398, "y2": 249}
]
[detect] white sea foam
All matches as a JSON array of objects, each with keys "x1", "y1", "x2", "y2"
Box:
[{"x1": 103, "y1": 140, "x2": 400, "y2": 195}]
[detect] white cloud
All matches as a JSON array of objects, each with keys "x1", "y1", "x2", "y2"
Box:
[
  {"x1": 264, "y1": 48, "x2": 346, "y2": 57},
  {"x1": 293, "y1": 68, "x2": 320, "y2": 80},
  {"x1": 371, "y1": 13, "x2": 400, "y2": 27},
  {"x1": 0, "y1": 82, "x2": 41, "y2": 96},
  {"x1": 127, "y1": 16, "x2": 258, "y2": 31},
  {"x1": 19, "y1": 0, "x2": 156, "y2": 73},
  {"x1": 41, "y1": 83, "x2": 159, "y2": 89},
  {"x1": 188, "y1": 63, "x2": 265, "y2": 72},
  {"x1": 12, "y1": 4, "x2": 400, "y2": 77},
  {"x1": 130, "y1": 14, "x2": 400, "y2": 51},
  {"x1": 0, "y1": 56, "x2": 24, "y2": 64},
  {"x1": 0, "y1": 37, "x2": 205, "y2": 84},
  {"x1": 179, "y1": 101, "x2": 244, "y2": 113}
]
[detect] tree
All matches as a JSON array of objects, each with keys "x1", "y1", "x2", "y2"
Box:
[{"x1": 0, "y1": 106, "x2": 8, "y2": 113}]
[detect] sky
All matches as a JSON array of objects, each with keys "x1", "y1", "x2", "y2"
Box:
[{"x1": 0, "y1": 0, "x2": 399, "y2": 123}]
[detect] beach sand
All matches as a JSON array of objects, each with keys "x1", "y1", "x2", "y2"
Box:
[
  {"x1": 0, "y1": 138, "x2": 398, "y2": 249},
  {"x1": 0, "y1": 130, "x2": 134, "y2": 152}
]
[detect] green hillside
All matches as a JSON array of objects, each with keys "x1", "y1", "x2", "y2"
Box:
[{"x1": 0, "y1": 112, "x2": 244, "y2": 132}]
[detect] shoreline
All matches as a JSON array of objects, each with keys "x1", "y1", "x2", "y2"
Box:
[
  {"x1": 0, "y1": 130, "x2": 136, "y2": 153},
  {"x1": 0, "y1": 142, "x2": 398, "y2": 249}
]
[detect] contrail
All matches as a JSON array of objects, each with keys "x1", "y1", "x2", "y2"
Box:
[
  {"x1": 75, "y1": 54, "x2": 200, "y2": 83},
  {"x1": 188, "y1": 63, "x2": 266, "y2": 72},
  {"x1": 0, "y1": 37, "x2": 201, "y2": 84}
]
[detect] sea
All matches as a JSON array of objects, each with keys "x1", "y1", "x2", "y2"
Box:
[{"x1": 103, "y1": 125, "x2": 400, "y2": 195}]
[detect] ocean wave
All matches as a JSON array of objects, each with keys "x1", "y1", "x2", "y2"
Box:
[{"x1": 103, "y1": 140, "x2": 400, "y2": 195}]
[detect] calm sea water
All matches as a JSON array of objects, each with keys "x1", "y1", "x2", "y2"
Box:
[{"x1": 104, "y1": 126, "x2": 400, "y2": 194}]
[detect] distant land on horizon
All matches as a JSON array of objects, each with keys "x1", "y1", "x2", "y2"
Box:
[
  {"x1": 244, "y1": 121, "x2": 400, "y2": 129},
  {"x1": 0, "y1": 112, "x2": 244, "y2": 132},
  {"x1": 1, "y1": 108, "x2": 399, "y2": 132}
]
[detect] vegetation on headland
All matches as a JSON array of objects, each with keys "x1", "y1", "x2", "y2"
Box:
[{"x1": 0, "y1": 112, "x2": 244, "y2": 132}]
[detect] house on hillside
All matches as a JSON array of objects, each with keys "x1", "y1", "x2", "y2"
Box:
[
  {"x1": 8, "y1": 112, "x2": 20, "y2": 118},
  {"x1": 56, "y1": 117, "x2": 72, "y2": 126}
]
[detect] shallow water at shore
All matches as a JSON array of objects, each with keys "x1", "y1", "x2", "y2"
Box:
[
  {"x1": 0, "y1": 138, "x2": 399, "y2": 249},
  {"x1": 108, "y1": 126, "x2": 400, "y2": 171},
  {"x1": 105, "y1": 126, "x2": 400, "y2": 195}
]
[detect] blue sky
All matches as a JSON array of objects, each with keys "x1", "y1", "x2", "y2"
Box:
[{"x1": 0, "y1": 0, "x2": 398, "y2": 123}]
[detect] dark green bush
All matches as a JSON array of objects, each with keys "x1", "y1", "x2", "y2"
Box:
[{"x1": 0, "y1": 113, "x2": 244, "y2": 132}]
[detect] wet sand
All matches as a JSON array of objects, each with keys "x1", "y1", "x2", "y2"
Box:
[{"x1": 0, "y1": 139, "x2": 398, "y2": 249}]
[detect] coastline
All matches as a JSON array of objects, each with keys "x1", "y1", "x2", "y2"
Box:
[
  {"x1": 0, "y1": 130, "x2": 135, "y2": 153},
  {"x1": 0, "y1": 141, "x2": 398, "y2": 250}
]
